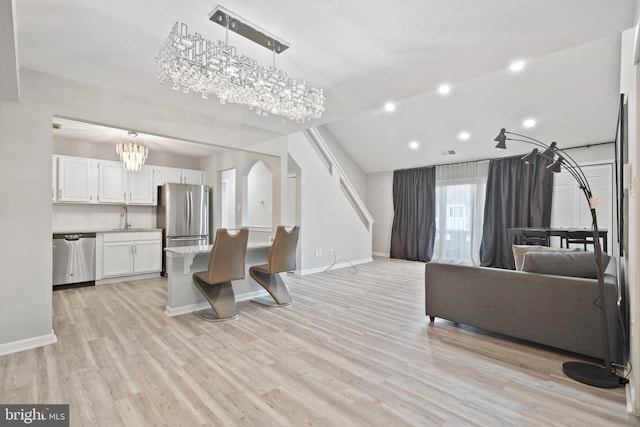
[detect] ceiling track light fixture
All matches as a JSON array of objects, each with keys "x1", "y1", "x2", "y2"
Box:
[{"x1": 155, "y1": 5, "x2": 325, "y2": 123}]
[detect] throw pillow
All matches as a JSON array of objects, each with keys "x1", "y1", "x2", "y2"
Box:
[
  {"x1": 512, "y1": 244, "x2": 579, "y2": 271},
  {"x1": 521, "y1": 251, "x2": 611, "y2": 279}
]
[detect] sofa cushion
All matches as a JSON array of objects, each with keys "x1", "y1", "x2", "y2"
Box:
[
  {"x1": 512, "y1": 245, "x2": 579, "y2": 271},
  {"x1": 521, "y1": 251, "x2": 611, "y2": 279}
]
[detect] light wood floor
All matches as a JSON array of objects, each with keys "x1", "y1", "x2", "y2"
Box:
[{"x1": 0, "y1": 257, "x2": 632, "y2": 426}]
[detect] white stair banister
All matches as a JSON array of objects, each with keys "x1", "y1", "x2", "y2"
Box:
[{"x1": 305, "y1": 127, "x2": 374, "y2": 231}]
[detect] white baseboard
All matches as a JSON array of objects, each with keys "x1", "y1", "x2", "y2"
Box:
[
  {"x1": 165, "y1": 302, "x2": 210, "y2": 317},
  {"x1": 236, "y1": 289, "x2": 269, "y2": 302},
  {"x1": 372, "y1": 252, "x2": 390, "y2": 258},
  {"x1": 96, "y1": 272, "x2": 161, "y2": 285},
  {"x1": 299, "y1": 257, "x2": 373, "y2": 276},
  {"x1": 164, "y1": 290, "x2": 269, "y2": 317},
  {"x1": 0, "y1": 330, "x2": 57, "y2": 356}
]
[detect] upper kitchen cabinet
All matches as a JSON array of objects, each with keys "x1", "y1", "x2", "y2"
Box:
[
  {"x1": 53, "y1": 155, "x2": 202, "y2": 205},
  {"x1": 98, "y1": 161, "x2": 155, "y2": 205},
  {"x1": 57, "y1": 155, "x2": 98, "y2": 202},
  {"x1": 155, "y1": 166, "x2": 204, "y2": 186},
  {"x1": 128, "y1": 165, "x2": 156, "y2": 205},
  {"x1": 181, "y1": 169, "x2": 205, "y2": 185},
  {"x1": 98, "y1": 161, "x2": 127, "y2": 203}
]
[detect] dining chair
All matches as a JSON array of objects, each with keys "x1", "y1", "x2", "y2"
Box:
[
  {"x1": 249, "y1": 225, "x2": 300, "y2": 307},
  {"x1": 192, "y1": 228, "x2": 249, "y2": 321},
  {"x1": 521, "y1": 229, "x2": 550, "y2": 246},
  {"x1": 562, "y1": 230, "x2": 597, "y2": 251}
]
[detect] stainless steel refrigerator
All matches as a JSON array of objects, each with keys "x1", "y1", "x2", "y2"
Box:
[{"x1": 157, "y1": 183, "x2": 210, "y2": 275}]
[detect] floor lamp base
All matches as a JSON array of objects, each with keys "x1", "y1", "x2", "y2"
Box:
[{"x1": 562, "y1": 361, "x2": 625, "y2": 388}]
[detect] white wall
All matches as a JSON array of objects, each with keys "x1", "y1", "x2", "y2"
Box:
[
  {"x1": 52, "y1": 204, "x2": 156, "y2": 232},
  {"x1": 20, "y1": 69, "x2": 280, "y2": 150},
  {"x1": 200, "y1": 149, "x2": 281, "y2": 243},
  {"x1": 245, "y1": 160, "x2": 273, "y2": 227},
  {"x1": 0, "y1": 101, "x2": 55, "y2": 352},
  {"x1": 0, "y1": 0, "x2": 19, "y2": 102},
  {"x1": 220, "y1": 168, "x2": 236, "y2": 228},
  {"x1": 366, "y1": 171, "x2": 394, "y2": 256},
  {"x1": 53, "y1": 135, "x2": 201, "y2": 169},
  {"x1": 620, "y1": 24, "x2": 640, "y2": 416},
  {"x1": 316, "y1": 126, "x2": 367, "y2": 202},
  {"x1": 287, "y1": 132, "x2": 372, "y2": 273}
]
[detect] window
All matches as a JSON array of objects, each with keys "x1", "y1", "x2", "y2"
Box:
[
  {"x1": 550, "y1": 163, "x2": 613, "y2": 250},
  {"x1": 433, "y1": 162, "x2": 488, "y2": 265}
]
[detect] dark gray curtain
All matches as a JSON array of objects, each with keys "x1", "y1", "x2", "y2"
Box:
[
  {"x1": 390, "y1": 166, "x2": 436, "y2": 262},
  {"x1": 480, "y1": 155, "x2": 553, "y2": 269}
]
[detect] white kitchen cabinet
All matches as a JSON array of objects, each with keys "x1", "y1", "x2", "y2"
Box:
[
  {"x1": 156, "y1": 166, "x2": 205, "y2": 185},
  {"x1": 102, "y1": 242, "x2": 134, "y2": 276},
  {"x1": 57, "y1": 156, "x2": 98, "y2": 202},
  {"x1": 98, "y1": 161, "x2": 127, "y2": 203},
  {"x1": 52, "y1": 156, "x2": 58, "y2": 202},
  {"x1": 133, "y1": 240, "x2": 163, "y2": 273},
  {"x1": 182, "y1": 169, "x2": 204, "y2": 185},
  {"x1": 128, "y1": 165, "x2": 156, "y2": 205},
  {"x1": 157, "y1": 166, "x2": 183, "y2": 185},
  {"x1": 53, "y1": 155, "x2": 198, "y2": 205},
  {"x1": 98, "y1": 231, "x2": 162, "y2": 279},
  {"x1": 99, "y1": 160, "x2": 157, "y2": 205}
]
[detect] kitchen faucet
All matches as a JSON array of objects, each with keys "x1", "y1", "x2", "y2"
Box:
[{"x1": 120, "y1": 206, "x2": 130, "y2": 230}]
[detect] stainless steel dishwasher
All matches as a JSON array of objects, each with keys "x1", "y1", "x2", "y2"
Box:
[{"x1": 52, "y1": 232, "x2": 96, "y2": 289}]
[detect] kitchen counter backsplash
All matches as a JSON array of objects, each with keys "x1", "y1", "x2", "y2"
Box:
[{"x1": 53, "y1": 204, "x2": 157, "y2": 232}]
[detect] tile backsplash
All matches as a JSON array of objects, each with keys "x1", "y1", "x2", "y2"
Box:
[{"x1": 53, "y1": 204, "x2": 157, "y2": 232}]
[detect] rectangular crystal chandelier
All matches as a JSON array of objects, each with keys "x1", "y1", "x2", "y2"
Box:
[{"x1": 156, "y1": 7, "x2": 325, "y2": 124}]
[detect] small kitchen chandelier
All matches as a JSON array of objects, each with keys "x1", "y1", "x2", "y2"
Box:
[
  {"x1": 116, "y1": 131, "x2": 148, "y2": 172},
  {"x1": 155, "y1": 6, "x2": 325, "y2": 123}
]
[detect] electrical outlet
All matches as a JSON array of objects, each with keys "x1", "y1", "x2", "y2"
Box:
[{"x1": 315, "y1": 249, "x2": 323, "y2": 257}]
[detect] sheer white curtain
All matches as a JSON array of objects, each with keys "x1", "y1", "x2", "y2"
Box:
[{"x1": 433, "y1": 161, "x2": 489, "y2": 265}]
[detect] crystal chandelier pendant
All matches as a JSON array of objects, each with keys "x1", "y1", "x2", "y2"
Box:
[
  {"x1": 155, "y1": 9, "x2": 325, "y2": 124},
  {"x1": 116, "y1": 131, "x2": 148, "y2": 172}
]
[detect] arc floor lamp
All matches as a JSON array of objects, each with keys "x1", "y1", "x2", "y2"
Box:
[{"x1": 494, "y1": 128, "x2": 625, "y2": 388}]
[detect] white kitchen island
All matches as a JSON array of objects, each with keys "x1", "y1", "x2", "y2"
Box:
[{"x1": 164, "y1": 242, "x2": 271, "y2": 316}]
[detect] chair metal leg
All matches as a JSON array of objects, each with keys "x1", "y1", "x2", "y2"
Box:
[
  {"x1": 250, "y1": 270, "x2": 292, "y2": 307},
  {"x1": 192, "y1": 277, "x2": 239, "y2": 321}
]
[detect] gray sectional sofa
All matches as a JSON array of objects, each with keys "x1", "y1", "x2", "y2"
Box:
[{"x1": 424, "y1": 252, "x2": 619, "y2": 361}]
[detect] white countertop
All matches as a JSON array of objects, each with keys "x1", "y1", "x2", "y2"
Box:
[
  {"x1": 165, "y1": 241, "x2": 271, "y2": 255},
  {"x1": 53, "y1": 228, "x2": 162, "y2": 234}
]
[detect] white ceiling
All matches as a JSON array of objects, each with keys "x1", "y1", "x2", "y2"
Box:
[
  {"x1": 13, "y1": 0, "x2": 637, "y2": 171},
  {"x1": 52, "y1": 118, "x2": 225, "y2": 158}
]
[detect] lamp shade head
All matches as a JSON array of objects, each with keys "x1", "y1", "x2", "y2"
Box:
[
  {"x1": 494, "y1": 128, "x2": 507, "y2": 149},
  {"x1": 541, "y1": 141, "x2": 558, "y2": 159},
  {"x1": 547, "y1": 155, "x2": 563, "y2": 173},
  {"x1": 521, "y1": 148, "x2": 539, "y2": 164}
]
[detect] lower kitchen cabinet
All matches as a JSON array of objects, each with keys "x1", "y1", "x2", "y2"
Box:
[{"x1": 97, "y1": 231, "x2": 162, "y2": 280}]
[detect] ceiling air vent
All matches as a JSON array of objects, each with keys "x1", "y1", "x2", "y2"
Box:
[{"x1": 440, "y1": 149, "x2": 456, "y2": 156}]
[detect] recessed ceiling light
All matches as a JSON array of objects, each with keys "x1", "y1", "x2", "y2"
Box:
[
  {"x1": 409, "y1": 141, "x2": 419, "y2": 150},
  {"x1": 458, "y1": 132, "x2": 470, "y2": 141},
  {"x1": 523, "y1": 118, "x2": 536, "y2": 128},
  {"x1": 509, "y1": 60, "x2": 525, "y2": 72},
  {"x1": 437, "y1": 84, "x2": 451, "y2": 95},
  {"x1": 384, "y1": 102, "x2": 396, "y2": 112}
]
